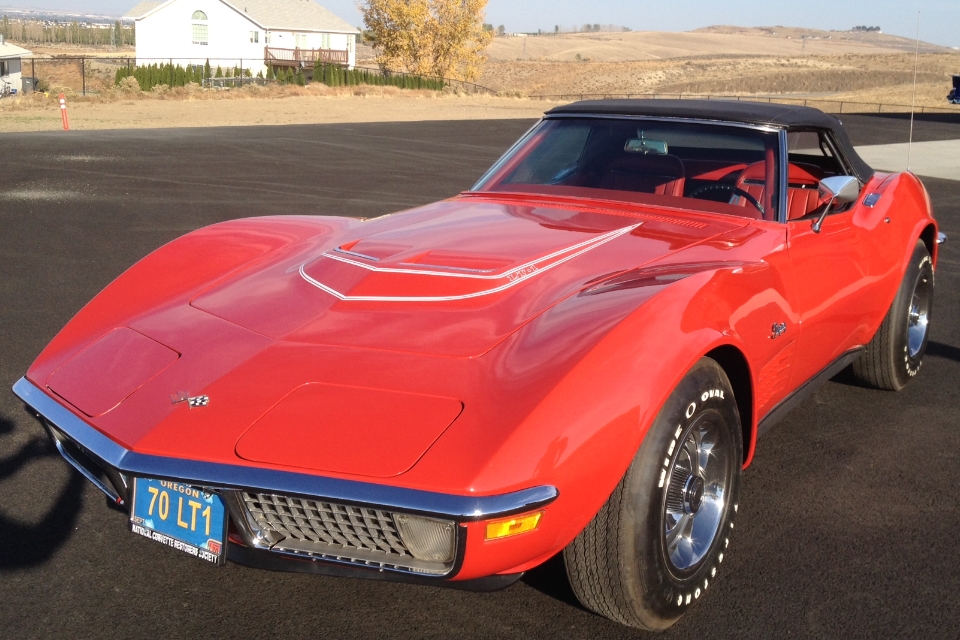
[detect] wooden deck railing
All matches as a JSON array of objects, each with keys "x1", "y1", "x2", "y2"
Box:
[{"x1": 264, "y1": 46, "x2": 349, "y2": 67}]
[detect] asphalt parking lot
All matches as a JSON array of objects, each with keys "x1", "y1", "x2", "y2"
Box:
[{"x1": 1, "y1": 112, "x2": 959, "y2": 639}]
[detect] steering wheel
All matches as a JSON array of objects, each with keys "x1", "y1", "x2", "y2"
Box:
[{"x1": 689, "y1": 183, "x2": 765, "y2": 215}]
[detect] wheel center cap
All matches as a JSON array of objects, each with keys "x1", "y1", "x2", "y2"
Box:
[{"x1": 682, "y1": 475, "x2": 705, "y2": 515}]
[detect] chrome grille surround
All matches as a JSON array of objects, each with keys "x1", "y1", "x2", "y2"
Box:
[{"x1": 232, "y1": 491, "x2": 456, "y2": 575}]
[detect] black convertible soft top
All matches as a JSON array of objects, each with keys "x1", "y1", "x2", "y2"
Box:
[{"x1": 545, "y1": 99, "x2": 874, "y2": 183}]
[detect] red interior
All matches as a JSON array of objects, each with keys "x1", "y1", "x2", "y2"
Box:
[
  {"x1": 597, "y1": 153, "x2": 686, "y2": 197},
  {"x1": 736, "y1": 162, "x2": 826, "y2": 221}
]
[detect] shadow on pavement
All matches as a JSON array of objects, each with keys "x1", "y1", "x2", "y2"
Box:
[
  {"x1": 520, "y1": 552, "x2": 584, "y2": 610},
  {"x1": 0, "y1": 414, "x2": 86, "y2": 570},
  {"x1": 927, "y1": 341, "x2": 960, "y2": 363}
]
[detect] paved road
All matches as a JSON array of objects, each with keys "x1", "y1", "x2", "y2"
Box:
[{"x1": 1, "y1": 113, "x2": 958, "y2": 639}]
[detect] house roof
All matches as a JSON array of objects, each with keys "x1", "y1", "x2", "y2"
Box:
[
  {"x1": 0, "y1": 41, "x2": 32, "y2": 59},
  {"x1": 233, "y1": 0, "x2": 358, "y2": 32},
  {"x1": 128, "y1": 0, "x2": 359, "y2": 33},
  {"x1": 124, "y1": 1, "x2": 163, "y2": 18}
]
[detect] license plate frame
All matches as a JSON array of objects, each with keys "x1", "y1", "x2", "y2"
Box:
[{"x1": 129, "y1": 477, "x2": 228, "y2": 565}]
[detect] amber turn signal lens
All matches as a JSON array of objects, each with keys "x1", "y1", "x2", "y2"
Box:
[{"x1": 484, "y1": 511, "x2": 543, "y2": 540}]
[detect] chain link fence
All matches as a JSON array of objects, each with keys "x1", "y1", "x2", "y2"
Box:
[
  {"x1": 19, "y1": 57, "x2": 956, "y2": 114},
  {"x1": 527, "y1": 92, "x2": 960, "y2": 115}
]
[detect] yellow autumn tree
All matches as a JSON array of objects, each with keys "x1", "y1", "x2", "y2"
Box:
[{"x1": 360, "y1": 0, "x2": 493, "y2": 82}]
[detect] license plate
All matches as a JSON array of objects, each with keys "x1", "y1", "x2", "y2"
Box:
[{"x1": 129, "y1": 477, "x2": 228, "y2": 565}]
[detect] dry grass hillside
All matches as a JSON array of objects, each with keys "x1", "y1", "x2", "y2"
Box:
[
  {"x1": 481, "y1": 53, "x2": 960, "y2": 105},
  {"x1": 484, "y1": 27, "x2": 950, "y2": 63},
  {"x1": 476, "y1": 29, "x2": 960, "y2": 110}
]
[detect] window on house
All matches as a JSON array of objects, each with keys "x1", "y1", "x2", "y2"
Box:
[
  {"x1": 192, "y1": 10, "x2": 208, "y2": 45},
  {"x1": 265, "y1": 32, "x2": 271, "y2": 44},
  {"x1": 295, "y1": 34, "x2": 308, "y2": 48},
  {"x1": 321, "y1": 33, "x2": 330, "y2": 49},
  {"x1": 192, "y1": 24, "x2": 208, "y2": 44},
  {"x1": 250, "y1": 31, "x2": 258, "y2": 43},
  {"x1": 0, "y1": 60, "x2": 7, "y2": 77}
]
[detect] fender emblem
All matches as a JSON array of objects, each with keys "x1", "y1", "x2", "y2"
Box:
[
  {"x1": 170, "y1": 391, "x2": 210, "y2": 408},
  {"x1": 770, "y1": 322, "x2": 787, "y2": 339}
]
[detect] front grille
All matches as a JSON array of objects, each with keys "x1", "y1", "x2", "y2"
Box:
[{"x1": 237, "y1": 492, "x2": 453, "y2": 575}]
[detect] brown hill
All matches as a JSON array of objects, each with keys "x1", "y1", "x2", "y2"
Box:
[{"x1": 482, "y1": 27, "x2": 950, "y2": 63}]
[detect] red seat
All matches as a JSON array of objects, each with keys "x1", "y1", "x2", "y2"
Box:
[
  {"x1": 599, "y1": 153, "x2": 685, "y2": 197},
  {"x1": 734, "y1": 162, "x2": 826, "y2": 221}
]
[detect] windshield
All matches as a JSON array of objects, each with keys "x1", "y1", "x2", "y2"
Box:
[{"x1": 472, "y1": 117, "x2": 782, "y2": 222}]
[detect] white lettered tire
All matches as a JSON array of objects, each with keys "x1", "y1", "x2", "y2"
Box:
[{"x1": 564, "y1": 357, "x2": 743, "y2": 631}]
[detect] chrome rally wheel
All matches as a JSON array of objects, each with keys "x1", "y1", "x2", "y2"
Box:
[
  {"x1": 662, "y1": 410, "x2": 733, "y2": 575},
  {"x1": 906, "y1": 262, "x2": 933, "y2": 360}
]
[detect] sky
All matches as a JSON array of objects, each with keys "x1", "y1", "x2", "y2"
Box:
[{"x1": 4, "y1": 0, "x2": 959, "y2": 49}]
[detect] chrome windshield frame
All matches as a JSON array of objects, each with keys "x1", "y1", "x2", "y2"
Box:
[
  {"x1": 778, "y1": 128, "x2": 790, "y2": 224},
  {"x1": 471, "y1": 117, "x2": 543, "y2": 191}
]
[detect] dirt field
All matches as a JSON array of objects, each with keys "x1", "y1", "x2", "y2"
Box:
[{"x1": 0, "y1": 86, "x2": 560, "y2": 132}]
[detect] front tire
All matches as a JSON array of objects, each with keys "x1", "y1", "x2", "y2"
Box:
[
  {"x1": 564, "y1": 358, "x2": 743, "y2": 631},
  {"x1": 853, "y1": 240, "x2": 934, "y2": 390}
]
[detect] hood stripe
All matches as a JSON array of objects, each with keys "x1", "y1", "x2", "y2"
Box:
[{"x1": 299, "y1": 223, "x2": 641, "y2": 302}]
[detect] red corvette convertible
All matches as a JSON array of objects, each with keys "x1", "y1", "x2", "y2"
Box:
[{"x1": 14, "y1": 100, "x2": 939, "y2": 630}]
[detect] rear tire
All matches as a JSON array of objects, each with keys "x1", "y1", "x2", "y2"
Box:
[
  {"x1": 852, "y1": 240, "x2": 934, "y2": 390},
  {"x1": 564, "y1": 358, "x2": 742, "y2": 631}
]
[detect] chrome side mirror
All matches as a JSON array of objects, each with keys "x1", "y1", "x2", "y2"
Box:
[{"x1": 812, "y1": 176, "x2": 860, "y2": 233}]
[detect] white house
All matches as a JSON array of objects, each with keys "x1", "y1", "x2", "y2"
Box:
[
  {"x1": 125, "y1": 0, "x2": 359, "y2": 77},
  {"x1": 0, "y1": 36, "x2": 31, "y2": 94}
]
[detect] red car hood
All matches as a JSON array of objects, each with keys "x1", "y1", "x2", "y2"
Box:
[
  {"x1": 190, "y1": 195, "x2": 745, "y2": 357},
  {"x1": 34, "y1": 195, "x2": 749, "y2": 479}
]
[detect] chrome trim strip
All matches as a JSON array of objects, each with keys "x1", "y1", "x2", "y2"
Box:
[
  {"x1": 777, "y1": 128, "x2": 789, "y2": 224},
  {"x1": 49, "y1": 429, "x2": 125, "y2": 505},
  {"x1": 299, "y1": 223, "x2": 641, "y2": 302},
  {"x1": 13, "y1": 377, "x2": 559, "y2": 521}
]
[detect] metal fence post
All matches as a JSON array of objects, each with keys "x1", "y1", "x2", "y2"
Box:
[
  {"x1": 31, "y1": 58, "x2": 35, "y2": 90},
  {"x1": 170, "y1": 58, "x2": 173, "y2": 87},
  {"x1": 81, "y1": 57, "x2": 85, "y2": 95},
  {"x1": 240, "y1": 59, "x2": 243, "y2": 86}
]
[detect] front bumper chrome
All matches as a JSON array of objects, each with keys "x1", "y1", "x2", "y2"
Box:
[{"x1": 13, "y1": 377, "x2": 558, "y2": 580}]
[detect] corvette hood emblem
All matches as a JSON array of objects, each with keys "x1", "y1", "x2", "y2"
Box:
[{"x1": 170, "y1": 391, "x2": 209, "y2": 408}]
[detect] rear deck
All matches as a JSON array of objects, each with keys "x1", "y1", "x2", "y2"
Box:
[{"x1": 265, "y1": 46, "x2": 348, "y2": 69}]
